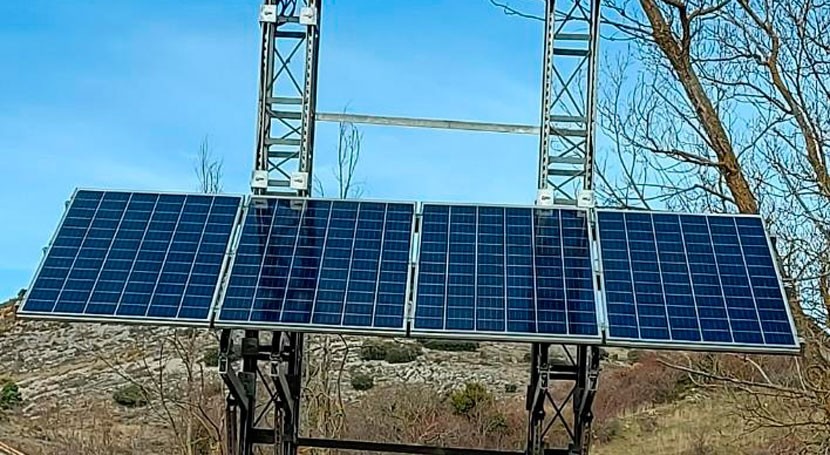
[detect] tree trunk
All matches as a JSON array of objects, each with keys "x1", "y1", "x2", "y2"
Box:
[{"x1": 639, "y1": 0, "x2": 759, "y2": 214}]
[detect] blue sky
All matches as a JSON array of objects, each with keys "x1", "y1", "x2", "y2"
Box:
[{"x1": 0, "y1": 1, "x2": 555, "y2": 298}]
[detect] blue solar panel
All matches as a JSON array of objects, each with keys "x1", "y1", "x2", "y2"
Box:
[
  {"x1": 215, "y1": 197, "x2": 415, "y2": 334},
  {"x1": 412, "y1": 204, "x2": 600, "y2": 343},
  {"x1": 19, "y1": 189, "x2": 242, "y2": 325},
  {"x1": 597, "y1": 210, "x2": 798, "y2": 352}
]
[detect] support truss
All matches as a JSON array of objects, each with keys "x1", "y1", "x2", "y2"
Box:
[
  {"x1": 225, "y1": 0, "x2": 604, "y2": 453},
  {"x1": 253, "y1": 0, "x2": 321, "y2": 195},
  {"x1": 538, "y1": 0, "x2": 601, "y2": 204},
  {"x1": 527, "y1": 344, "x2": 601, "y2": 455},
  {"x1": 222, "y1": 332, "x2": 600, "y2": 455},
  {"x1": 224, "y1": 1, "x2": 318, "y2": 453},
  {"x1": 221, "y1": 331, "x2": 303, "y2": 455}
]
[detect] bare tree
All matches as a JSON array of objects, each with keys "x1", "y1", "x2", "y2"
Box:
[
  {"x1": 90, "y1": 330, "x2": 225, "y2": 455},
  {"x1": 195, "y1": 135, "x2": 224, "y2": 194},
  {"x1": 490, "y1": 0, "x2": 830, "y2": 450},
  {"x1": 315, "y1": 116, "x2": 364, "y2": 199}
]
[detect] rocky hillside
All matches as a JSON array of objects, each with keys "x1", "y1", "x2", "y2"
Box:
[{"x1": 0, "y1": 302, "x2": 808, "y2": 454}]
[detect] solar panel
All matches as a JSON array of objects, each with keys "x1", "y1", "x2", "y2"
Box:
[
  {"x1": 597, "y1": 210, "x2": 799, "y2": 353},
  {"x1": 412, "y1": 204, "x2": 600, "y2": 343},
  {"x1": 215, "y1": 197, "x2": 415, "y2": 335},
  {"x1": 19, "y1": 189, "x2": 242, "y2": 325}
]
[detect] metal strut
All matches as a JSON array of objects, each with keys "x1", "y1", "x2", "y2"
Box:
[{"x1": 221, "y1": 331, "x2": 303, "y2": 455}]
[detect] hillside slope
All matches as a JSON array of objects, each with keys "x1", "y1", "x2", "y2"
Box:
[{"x1": 0, "y1": 308, "x2": 802, "y2": 454}]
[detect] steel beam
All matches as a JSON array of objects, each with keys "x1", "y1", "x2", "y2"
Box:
[
  {"x1": 220, "y1": 363, "x2": 250, "y2": 413},
  {"x1": 229, "y1": 1, "x2": 315, "y2": 453},
  {"x1": 299, "y1": 438, "x2": 525, "y2": 455},
  {"x1": 317, "y1": 112, "x2": 541, "y2": 135}
]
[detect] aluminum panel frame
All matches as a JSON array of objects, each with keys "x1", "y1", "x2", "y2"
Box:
[
  {"x1": 409, "y1": 202, "x2": 603, "y2": 344},
  {"x1": 595, "y1": 207, "x2": 801, "y2": 355},
  {"x1": 212, "y1": 194, "x2": 416, "y2": 336},
  {"x1": 17, "y1": 188, "x2": 246, "y2": 328}
]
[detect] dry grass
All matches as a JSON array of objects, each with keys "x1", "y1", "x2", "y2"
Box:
[
  {"x1": 337, "y1": 384, "x2": 527, "y2": 452},
  {"x1": 594, "y1": 352, "x2": 691, "y2": 423},
  {"x1": 592, "y1": 390, "x2": 811, "y2": 455},
  {"x1": 7, "y1": 400, "x2": 175, "y2": 455}
]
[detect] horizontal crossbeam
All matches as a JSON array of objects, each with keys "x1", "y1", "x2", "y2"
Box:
[
  {"x1": 299, "y1": 437, "x2": 525, "y2": 455},
  {"x1": 317, "y1": 112, "x2": 540, "y2": 135}
]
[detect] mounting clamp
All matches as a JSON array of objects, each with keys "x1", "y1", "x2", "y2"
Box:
[
  {"x1": 299, "y1": 6, "x2": 318, "y2": 25},
  {"x1": 259, "y1": 5, "x2": 278, "y2": 23},
  {"x1": 577, "y1": 190, "x2": 595, "y2": 208},
  {"x1": 536, "y1": 188, "x2": 554, "y2": 206},
  {"x1": 251, "y1": 170, "x2": 269, "y2": 191},
  {"x1": 290, "y1": 172, "x2": 309, "y2": 191}
]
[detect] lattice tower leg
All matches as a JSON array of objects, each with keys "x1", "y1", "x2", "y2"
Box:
[
  {"x1": 526, "y1": 344, "x2": 600, "y2": 455},
  {"x1": 537, "y1": 0, "x2": 601, "y2": 203}
]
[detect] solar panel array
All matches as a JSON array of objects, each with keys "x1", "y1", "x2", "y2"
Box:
[
  {"x1": 19, "y1": 189, "x2": 799, "y2": 354},
  {"x1": 597, "y1": 210, "x2": 797, "y2": 352},
  {"x1": 412, "y1": 204, "x2": 599, "y2": 342},
  {"x1": 19, "y1": 190, "x2": 241, "y2": 325},
  {"x1": 215, "y1": 198, "x2": 414, "y2": 334}
]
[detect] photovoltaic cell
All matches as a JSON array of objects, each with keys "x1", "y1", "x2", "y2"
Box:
[
  {"x1": 215, "y1": 198, "x2": 414, "y2": 334},
  {"x1": 597, "y1": 210, "x2": 798, "y2": 352},
  {"x1": 19, "y1": 189, "x2": 242, "y2": 325},
  {"x1": 412, "y1": 204, "x2": 599, "y2": 342}
]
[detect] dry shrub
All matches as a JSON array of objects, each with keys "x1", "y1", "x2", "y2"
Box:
[
  {"x1": 692, "y1": 353, "x2": 800, "y2": 388},
  {"x1": 746, "y1": 433, "x2": 804, "y2": 455},
  {"x1": 593, "y1": 418, "x2": 623, "y2": 444},
  {"x1": 593, "y1": 351, "x2": 690, "y2": 424},
  {"x1": 42, "y1": 426, "x2": 136, "y2": 455},
  {"x1": 342, "y1": 384, "x2": 526, "y2": 451},
  {"x1": 633, "y1": 413, "x2": 659, "y2": 434},
  {"x1": 23, "y1": 401, "x2": 170, "y2": 455}
]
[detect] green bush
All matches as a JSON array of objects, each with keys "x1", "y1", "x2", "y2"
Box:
[
  {"x1": 484, "y1": 412, "x2": 509, "y2": 434},
  {"x1": 384, "y1": 344, "x2": 422, "y2": 364},
  {"x1": 450, "y1": 382, "x2": 493, "y2": 416},
  {"x1": 202, "y1": 347, "x2": 220, "y2": 367},
  {"x1": 359, "y1": 340, "x2": 422, "y2": 364},
  {"x1": 594, "y1": 418, "x2": 624, "y2": 444},
  {"x1": 418, "y1": 339, "x2": 479, "y2": 352},
  {"x1": 201, "y1": 346, "x2": 241, "y2": 366},
  {"x1": 0, "y1": 379, "x2": 22, "y2": 410},
  {"x1": 359, "y1": 339, "x2": 389, "y2": 361},
  {"x1": 112, "y1": 384, "x2": 149, "y2": 408},
  {"x1": 350, "y1": 372, "x2": 375, "y2": 391},
  {"x1": 550, "y1": 356, "x2": 572, "y2": 367}
]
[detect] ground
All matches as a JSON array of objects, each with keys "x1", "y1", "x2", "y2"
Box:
[{"x1": 0, "y1": 309, "x2": 804, "y2": 454}]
